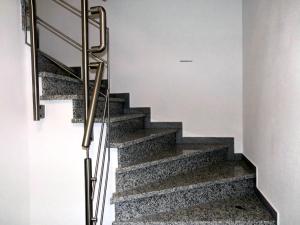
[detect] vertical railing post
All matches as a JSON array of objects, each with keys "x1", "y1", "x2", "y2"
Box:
[
  {"x1": 81, "y1": 1, "x2": 92, "y2": 225},
  {"x1": 29, "y1": 0, "x2": 40, "y2": 121},
  {"x1": 81, "y1": 0, "x2": 90, "y2": 123},
  {"x1": 84, "y1": 155, "x2": 93, "y2": 225}
]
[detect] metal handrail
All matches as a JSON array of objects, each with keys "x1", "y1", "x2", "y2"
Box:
[
  {"x1": 81, "y1": 2, "x2": 110, "y2": 225},
  {"x1": 82, "y1": 61, "x2": 105, "y2": 149}
]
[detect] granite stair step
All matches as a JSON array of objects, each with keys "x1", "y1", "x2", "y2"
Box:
[
  {"x1": 112, "y1": 128, "x2": 177, "y2": 168},
  {"x1": 73, "y1": 113, "x2": 146, "y2": 140},
  {"x1": 112, "y1": 160, "x2": 256, "y2": 221},
  {"x1": 113, "y1": 194, "x2": 276, "y2": 225},
  {"x1": 40, "y1": 72, "x2": 108, "y2": 96},
  {"x1": 111, "y1": 128, "x2": 178, "y2": 149},
  {"x1": 71, "y1": 113, "x2": 145, "y2": 124},
  {"x1": 116, "y1": 144, "x2": 229, "y2": 192}
]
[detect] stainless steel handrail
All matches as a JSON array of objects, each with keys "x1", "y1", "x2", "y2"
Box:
[
  {"x1": 81, "y1": 2, "x2": 109, "y2": 225},
  {"x1": 89, "y1": 6, "x2": 107, "y2": 53},
  {"x1": 82, "y1": 62, "x2": 105, "y2": 149}
]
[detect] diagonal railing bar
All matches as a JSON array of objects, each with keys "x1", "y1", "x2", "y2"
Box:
[
  {"x1": 36, "y1": 17, "x2": 106, "y2": 64},
  {"x1": 51, "y1": 0, "x2": 100, "y2": 29},
  {"x1": 39, "y1": 50, "x2": 82, "y2": 80},
  {"x1": 91, "y1": 90, "x2": 109, "y2": 199}
]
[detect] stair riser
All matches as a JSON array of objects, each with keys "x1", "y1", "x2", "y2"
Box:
[
  {"x1": 42, "y1": 77, "x2": 107, "y2": 96},
  {"x1": 42, "y1": 77, "x2": 82, "y2": 96},
  {"x1": 110, "y1": 118, "x2": 145, "y2": 141},
  {"x1": 118, "y1": 133, "x2": 177, "y2": 168},
  {"x1": 116, "y1": 148, "x2": 228, "y2": 192},
  {"x1": 115, "y1": 178, "x2": 255, "y2": 221},
  {"x1": 73, "y1": 99, "x2": 124, "y2": 118}
]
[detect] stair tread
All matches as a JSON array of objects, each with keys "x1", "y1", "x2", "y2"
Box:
[
  {"x1": 113, "y1": 195, "x2": 276, "y2": 225},
  {"x1": 39, "y1": 71, "x2": 81, "y2": 83},
  {"x1": 72, "y1": 113, "x2": 145, "y2": 123},
  {"x1": 111, "y1": 128, "x2": 178, "y2": 149},
  {"x1": 116, "y1": 144, "x2": 228, "y2": 173},
  {"x1": 112, "y1": 160, "x2": 255, "y2": 203},
  {"x1": 40, "y1": 94, "x2": 125, "y2": 102}
]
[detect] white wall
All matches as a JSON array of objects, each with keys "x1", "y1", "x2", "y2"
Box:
[
  {"x1": 0, "y1": 1, "x2": 116, "y2": 225},
  {"x1": 27, "y1": 99, "x2": 117, "y2": 225},
  {"x1": 0, "y1": 1, "x2": 30, "y2": 225},
  {"x1": 243, "y1": 0, "x2": 300, "y2": 224},
  {"x1": 38, "y1": 0, "x2": 244, "y2": 153}
]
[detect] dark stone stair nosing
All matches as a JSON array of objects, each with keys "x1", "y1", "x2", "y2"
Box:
[
  {"x1": 40, "y1": 94, "x2": 125, "y2": 102},
  {"x1": 39, "y1": 71, "x2": 81, "y2": 83},
  {"x1": 71, "y1": 113, "x2": 146, "y2": 124}
]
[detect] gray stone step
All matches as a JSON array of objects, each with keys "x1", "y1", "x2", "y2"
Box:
[
  {"x1": 72, "y1": 113, "x2": 146, "y2": 140},
  {"x1": 113, "y1": 194, "x2": 276, "y2": 225},
  {"x1": 116, "y1": 144, "x2": 229, "y2": 192},
  {"x1": 40, "y1": 72, "x2": 107, "y2": 96},
  {"x1": 72, "y1": 96, "x2": 125, "y2": 118},
  {"x1": 111, "y1": 129, "x2": 178, "y2": 168},
  {"x1": 40, "y1": 92, "x2": 125, "y2": 117},
  {"x1": 112, "y1": 160, "x2": 256, "y2": 221}
]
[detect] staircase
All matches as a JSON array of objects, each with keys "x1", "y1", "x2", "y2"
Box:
[{"x1": 38, "y1": 52, "x2": 277, "y2": 225}]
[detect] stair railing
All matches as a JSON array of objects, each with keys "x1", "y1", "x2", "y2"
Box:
[
  {"x1": 26, "y1": 0, "x2": 111, "y2": 224},
  {"x1": 81, "y1": 2, "x2": 111, "y2": 225}
]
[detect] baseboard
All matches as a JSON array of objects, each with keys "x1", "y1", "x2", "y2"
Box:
[{"x1": 241, "y1": 154, "x2": 278, "y2": 222}]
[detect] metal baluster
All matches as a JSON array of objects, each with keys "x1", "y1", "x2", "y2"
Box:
[{"x1": 29, "y1": 0, "x2": 41, "y2": 121}]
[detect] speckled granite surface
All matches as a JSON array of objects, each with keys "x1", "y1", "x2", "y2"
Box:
[
  {"x1": 116, "y1": 144, "x2": 228, "y2": 192},
  {"x1": 113, "y1": 195, "x2": 276, "y2": 225},
  {"x1": 113, "y1": 160, "x2": 255, "y2": 202},
  {"x1": 113, "y1": 160, "x2": 256, "y2": 220},
  {"x1": 72, "y1": 98, "x2": 124, "y2": 118},
  {"x1": 117, "y1": 133, "x2": 176, "y2": 168},
  {"x1": 111, "y1": 129, "x2": 178, "y2": 149},
  {"x1": 38, "y1": 52, "x2": 81, "y2": 79}
]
